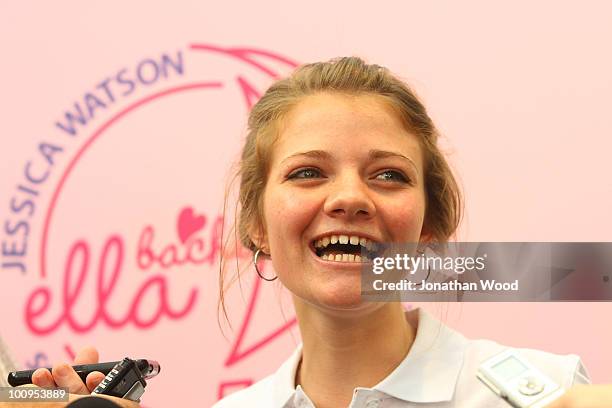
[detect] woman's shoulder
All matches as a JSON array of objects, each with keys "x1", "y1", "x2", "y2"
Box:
[
  {"x1": 211, "y1": 374, "x2": 276, "y2": 408},
  {"x1": 211, "y1": 343, "x2": 302, "y2": 407},
  {"x1": 418, "y1": 308, "x2": 589, "y2": 388}
]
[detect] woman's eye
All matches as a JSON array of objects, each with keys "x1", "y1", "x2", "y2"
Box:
[
  {"x1": 375, "y1": 170, "x2": 410, "y2": 183},
  {"x1": 288, "y1": 168, "x2": 322, "y2": 179}
]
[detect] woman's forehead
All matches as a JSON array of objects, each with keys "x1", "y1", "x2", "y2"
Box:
[
  {"x1": 282, "y1": 93, "x2": 404, "y2": 133},
  {"x1": 272, "y1": 93, "x2": 423, "y2": 166}
]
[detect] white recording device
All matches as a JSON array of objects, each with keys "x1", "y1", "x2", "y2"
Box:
[{"x1": 477, "y1": 349, "x2": 565, "y2": 408}]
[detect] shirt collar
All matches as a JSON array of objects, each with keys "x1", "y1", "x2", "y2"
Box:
[
  {"x1": 272, "y1": 307, "x2": 468, "y2": 406},
  {"x1": 372, "y1": 307, "x2": 468, "y2": 402},
  {"x1": 272, "y1": 343, "x2": 303, "y2": 407}
]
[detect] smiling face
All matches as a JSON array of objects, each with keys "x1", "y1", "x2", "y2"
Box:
[{"x1": 253, "y1": 92, "x2": 428, "y2": 312}]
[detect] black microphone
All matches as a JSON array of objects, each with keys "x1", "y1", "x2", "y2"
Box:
[{"x1": 7, "y1": 359, "x2": 160, "y2": 387}]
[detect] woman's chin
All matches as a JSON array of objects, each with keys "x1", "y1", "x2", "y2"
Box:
[
  {"x1": 289, "y1": 278, "x2": 384, "y2": 316},
  {"x1": 308, "y1": 287, "x2": 382, "y2": 316}
]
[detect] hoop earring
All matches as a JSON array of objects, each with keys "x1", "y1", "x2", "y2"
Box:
[{"x1": 254, "y1": 248, "x2": 277, "y2": 281}]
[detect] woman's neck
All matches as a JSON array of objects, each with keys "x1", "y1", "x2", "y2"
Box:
[{"x1": 293, "y1": 301, "x2": 416, "y2": 408}]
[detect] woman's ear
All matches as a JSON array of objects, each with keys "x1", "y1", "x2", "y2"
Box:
[
  {"x1": 248, "y1": 221, "x2": 269, "y2": 254},
  {"x1": 419, "y1": 226, "x2": 433, "y2": 245}
]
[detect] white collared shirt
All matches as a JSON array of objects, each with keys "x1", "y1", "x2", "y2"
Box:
[{"x1": 213, "y1": 308, "x2": 590, "y2": 407}]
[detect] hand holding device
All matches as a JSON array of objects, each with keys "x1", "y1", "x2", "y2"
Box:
[
  {"x1": 8, "y1": 346, "x2": 159, "y2": 404},
  {"x1": 27, "y1": 347, "x2": 105, "y2": 394},
  {"x1": 544, "y1": 384, "x2": 612, "y2": 408},
  {"x1": 8, "y1": 358, "x2": 160, "y2": 388}
]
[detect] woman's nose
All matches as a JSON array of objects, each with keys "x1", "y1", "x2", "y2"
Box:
[{"x1": 323, "y1": 175, "x2": 376, "y2": 220}]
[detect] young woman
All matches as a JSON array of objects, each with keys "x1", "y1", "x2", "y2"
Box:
[
  {"x1": 15, "y1": 57, "x2": 612, "y2": 408},
  {"x1": 212, "y1": 57, "x2": 591, "y2": 408}
]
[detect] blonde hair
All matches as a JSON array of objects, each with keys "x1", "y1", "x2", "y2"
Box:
[{"x1": 219, "y1": 56, "x2": 463, "y2": 321}]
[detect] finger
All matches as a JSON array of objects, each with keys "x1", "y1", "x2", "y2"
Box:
[
  {"x1": 31, "y1": 368, "x2": 56, "y2": 388},
  {"x1": 544, "y1": 387, "x2": 579, "y2": 408},
  {"x1": 51, "y1": 363, "x2": 90, "y2": 395},
  {"x1": 74, "y1": 346, "x2": 100, "y2": 365},
  {"x1": 86, "y1": 371, "x2": 106, "y2": 392}
]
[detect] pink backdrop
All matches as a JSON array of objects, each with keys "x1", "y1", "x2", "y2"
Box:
[{"x1": 1, "y1": 1, "x2": 611, "y2": 406}]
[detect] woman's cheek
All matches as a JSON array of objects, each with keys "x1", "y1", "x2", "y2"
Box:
[
  {"x1": 272, "y1": 192, "x2": 319, "y2": 224},
  {"x1": 388, "y1": 200, "x2": 426, "y2": 241},
  {"x1": 264, "y1": 191, "x2": 318, "y2": 249}
]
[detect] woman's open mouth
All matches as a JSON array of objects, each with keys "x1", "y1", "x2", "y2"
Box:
[{"x1": 310, "y1": 234, "x2": 381, "y2": 263}]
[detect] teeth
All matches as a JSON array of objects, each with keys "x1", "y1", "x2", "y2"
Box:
[
  {"x1": 319, "y1": 252, "x2": 369, "y2": 263},
  {"x1": 314, "y1": 234, "x2": 377, "y2": 250}
]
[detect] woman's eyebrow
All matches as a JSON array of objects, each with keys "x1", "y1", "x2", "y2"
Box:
[
  {"x1": 369, "y1": 149, "x2": 419, "y2": 174},
  {"x1": 280, "y1": 150, "x2": 331, "y2": 165}
]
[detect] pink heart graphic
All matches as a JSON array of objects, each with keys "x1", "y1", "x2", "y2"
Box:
[{"x1": 177, "y1": 206, "x2": 206, "y2": 243}]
